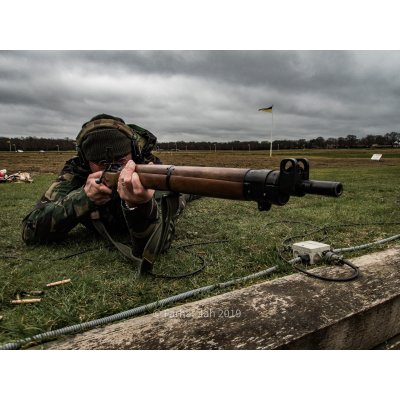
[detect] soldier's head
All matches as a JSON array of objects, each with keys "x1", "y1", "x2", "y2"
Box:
[{"x1": 76, "y1": 114, "x2": 133, "y2": 172}]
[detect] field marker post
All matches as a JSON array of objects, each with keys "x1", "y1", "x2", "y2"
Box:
[{"x1": 258, "y1": 105, "x2": 274, "y2": 157}]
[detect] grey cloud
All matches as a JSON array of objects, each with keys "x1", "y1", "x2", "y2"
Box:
[{"x1": 0, "y1": 51, "x2": 399, "y2": 141}]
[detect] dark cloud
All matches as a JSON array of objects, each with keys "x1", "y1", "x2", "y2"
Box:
[{"x1": 0, "y1": 51, "x2": 399, "y2": 141}]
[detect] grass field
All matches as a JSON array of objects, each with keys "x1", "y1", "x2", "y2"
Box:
[{"x1": 0, "y1": 149, "x2": 399, "y2": 346}]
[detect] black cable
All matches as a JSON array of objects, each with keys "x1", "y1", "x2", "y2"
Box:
[
  {"x1": 282, "y1": 225, "x2": 329, "y2": 247},
  {"x1": 2, "y1": 244, "x2": 207, "y2": 280},
  {"x1": 1, "y1": 239, "x2": 232, "y2": 280},
  {"x1": 147, "y1": 252, "x2": 206, "y2": 279},
  {"x1": 1, "y1": 247, "x2": 99, "y2": 262},
  {"x1": 147, "y1": 239, "x2": 230, "y2": 279},
  {"x1": 292, "y1": 258, "x2": 359, "y2": 282}
]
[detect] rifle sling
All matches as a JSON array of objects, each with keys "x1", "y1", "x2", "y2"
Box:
[
  {"x1": 89, "y1": 192, "x2": 179, "y2": 276},
  {"x1": 90, "y1": 216, "x2": 142, "y2": 267}
]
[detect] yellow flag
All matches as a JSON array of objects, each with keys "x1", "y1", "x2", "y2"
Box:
[{"x1": 258, "y1": 105, "x2": 273, "y2": 112}]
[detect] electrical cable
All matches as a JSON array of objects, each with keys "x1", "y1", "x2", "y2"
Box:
[
  {"x1": 292, "y1": 255, "x2": 360, "y2": 282},
  {"x1": 1, "y1": 247, "x2": 99, "y2": 262},
  {"x1": 147, "y1": 240, "x2": 230, "y2": 279},
  {"x1": 1, "y1": 240, "x2": 231, "y2": 280}
]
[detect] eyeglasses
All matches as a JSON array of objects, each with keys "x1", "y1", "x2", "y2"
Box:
[{"x1": 91, "y1": 155, "x2": 131, "y2": 168}]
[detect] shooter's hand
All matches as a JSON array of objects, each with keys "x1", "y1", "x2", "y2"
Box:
[
  {"x1": 84, "y1": 171, "x2": 113, "y2": 205},
  {"x1": 117, "y1": 160, "x2": 155, "y2": 207}
]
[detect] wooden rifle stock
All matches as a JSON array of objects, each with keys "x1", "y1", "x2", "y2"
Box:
[
  {"x1": 103, "y1": 158, "x2": 343, "y2": 211},
  {"x1": 136, "y1": 164, "x2": 247, "y2": 200}
]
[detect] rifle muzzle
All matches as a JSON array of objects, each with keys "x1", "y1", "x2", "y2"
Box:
[{"x1": 298, "y1": 180, "x2": 343, "y2": 197}]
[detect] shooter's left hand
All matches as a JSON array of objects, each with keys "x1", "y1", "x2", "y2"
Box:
[{"x1": 117, "y1": 160, "x2": 155, "y2": 207}]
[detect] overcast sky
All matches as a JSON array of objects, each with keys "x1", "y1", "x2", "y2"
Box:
[{"x1": 0, "y1": 50, "x2": 399, "y2": 142}]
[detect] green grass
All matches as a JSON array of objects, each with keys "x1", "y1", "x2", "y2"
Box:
[{"x1": 1, "y1": 163, "x2": 400, "y2": 346}]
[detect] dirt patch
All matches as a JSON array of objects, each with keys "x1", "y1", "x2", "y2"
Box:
[
  {"x1": 1, "y1": 151, "x2": 399, "y2": 175},
  {"x1": 0, "y1": 152, "x2": 71, "y2": 175}
]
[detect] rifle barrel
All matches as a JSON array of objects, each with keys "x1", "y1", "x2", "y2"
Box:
[{"x1": 299, "y1": 180, "x2": 343, "y2": 197}]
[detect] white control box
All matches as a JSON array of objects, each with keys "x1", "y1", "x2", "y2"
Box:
[{"x1": 292, "y1": 241, "x2": 331, "y2": 264}]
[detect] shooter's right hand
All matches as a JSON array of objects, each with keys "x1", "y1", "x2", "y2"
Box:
[{"x1": 84, "y1": 171, "x2": 113, "y2": 205}]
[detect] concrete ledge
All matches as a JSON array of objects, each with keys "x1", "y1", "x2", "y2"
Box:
[
  {"x1": 375, "y1": 333, "x2": 400, "y2": 350},
  {"x1": 42, "y1": 247, "x2": 400, "y2": 349}
]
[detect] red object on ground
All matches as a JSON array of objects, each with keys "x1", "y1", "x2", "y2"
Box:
[{"x1": 0, "y1": 170, "x2": 7, "y2": 182}]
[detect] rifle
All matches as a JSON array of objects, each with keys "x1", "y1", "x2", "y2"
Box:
[{"x1": 98, "y1": 158, "x2": 342, "y2": 210}]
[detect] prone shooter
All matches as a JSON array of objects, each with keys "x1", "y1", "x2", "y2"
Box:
[{"x1": 22, "y1": 114, "x2": 342, "y2": 274}]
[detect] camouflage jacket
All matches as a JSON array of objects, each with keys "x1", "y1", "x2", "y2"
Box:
[{"x1": 22, "y1": 157, "x2": 159, "y2": 257}]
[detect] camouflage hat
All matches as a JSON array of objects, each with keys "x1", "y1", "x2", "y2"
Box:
[
  {"x1": 87, "y1": 113, "x2": 125, "y2": 124},
  {"x1": 77, "y1": 114, "x2": 133, "y2": 162},
  {"x1": 81, "y1": 129, "x2": 132, "y2": 161}
]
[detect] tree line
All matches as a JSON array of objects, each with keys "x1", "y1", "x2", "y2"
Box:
[
  {"x1": 0, "y1": 132, "x2": 399, "y2": 152},
  {"x1": 0, "y1": 137, "x2": 76, "y2": 152},
  {"x1": 159, "y1": 132, "x2": 400, "y2": 151}
]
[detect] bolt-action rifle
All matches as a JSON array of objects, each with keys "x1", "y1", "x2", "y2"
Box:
[{"x1": 97, "y1": 158, "x2": 342, "y2": 210}]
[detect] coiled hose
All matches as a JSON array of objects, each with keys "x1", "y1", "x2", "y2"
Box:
[{"x1": 333, "y1": 234, "x2": 400, "y2": 253}]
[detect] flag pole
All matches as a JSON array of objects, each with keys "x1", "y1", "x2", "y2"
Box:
[
  {"x1": 258, "y1": 105, "x2": 274, "y2": 157},
  {"x1": 270, "y1": 110, "x2": 273, "y2": 157}
]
